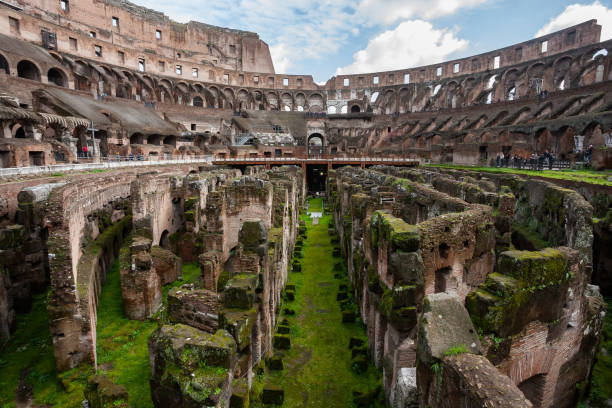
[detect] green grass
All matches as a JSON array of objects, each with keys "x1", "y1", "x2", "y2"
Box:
[
  {"x1": 307, "y1": 197, "x2": 323, "y2": 213},
  {"x1": 0, "y1": 290, "x2": 89, "y2": 407},
  {"x1": 0, "y1": 261, "x2": 201, "y2": 407},
  {"x1": 251, "y1": 202, "x2": 382, "y2": 407},
  {"x1": 585, "y1": 297, "x2": 612, "y2": 406},
  {"x1": 424, "y1": 164, "x2": 612, "y2": 186}
]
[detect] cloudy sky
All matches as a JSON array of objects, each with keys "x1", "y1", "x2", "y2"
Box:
[{"x1": 131, "y1": 0, "x2": 612, "y2": 83}]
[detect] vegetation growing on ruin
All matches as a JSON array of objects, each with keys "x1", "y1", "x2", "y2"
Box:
[
  {"x1": 424, "y1": 164, "x2": 612, "y2": 186},
  {"x1": 250, "y1": 201, "x2": 382, "y2": 407},
  {"x1": 584, "y1": 297, "x2": 612, "y2": 406},
  {"x1": 0, "y1": 260, "x2": 201, "y2": 407}
]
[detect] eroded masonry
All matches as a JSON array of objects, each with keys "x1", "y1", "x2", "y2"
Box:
[
  {"x1": 0, "y1": 0, "x2": 611, "y2": 407},
  {"x1": 0, "y1": 161, "x2": 610, "y2": 407}
]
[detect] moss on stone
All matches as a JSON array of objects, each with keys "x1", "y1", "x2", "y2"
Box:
[{"x1": 371, "y1": 211, "x2": 419, "y2": 253}]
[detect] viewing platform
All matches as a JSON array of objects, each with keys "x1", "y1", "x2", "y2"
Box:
[{"x1": 212, "y1": 155, "x2": 420, "y2": 169}]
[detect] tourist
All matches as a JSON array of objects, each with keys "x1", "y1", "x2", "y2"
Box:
[{"x1": 586, "y1": 145, "x2": 593, "y2": 163}]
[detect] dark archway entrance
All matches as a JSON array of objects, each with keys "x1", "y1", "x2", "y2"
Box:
[
  {"x1": 306, "y1": 164, "x2": 327, "y2": 194},
  {"x1": 351, "y1": 105, "x2": 361, "y2": 113},
  {"x1": 160, "y1": 230, "x2": 170, "y2": 249}
]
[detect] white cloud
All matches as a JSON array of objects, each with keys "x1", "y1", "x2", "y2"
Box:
[
  {"x1": 535, "y1": 1, "x2": 612, "y2": 41},
  {"x1": 336, "y1": 20, "x2": 468, "y2": 75},
  {"x1": 355, "y1": 0, "x2": 489, "y2": 25},
  {"x1": 270, "y1": 43, "x2": 292, "y2": 73}
]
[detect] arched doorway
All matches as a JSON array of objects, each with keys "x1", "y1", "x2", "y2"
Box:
[
  {"x1": 351, "y1": 105, "x2": 361, "y2": 113},
  {"x1": 17, "y1": 60, "x2": 40, "y2": 81},
  {"x1": 47, "y1": 68, "x2": 67, "y2": 87},
  {"x1": 160, "y1": 230, "x2": 170, "y2": 249},
  {"x1": 308, "y1": 133, "x2": 324, "y2": 156},
  {"x1": 12, "y1": 124, "x2": 26, "y2": 138},
  {"x1": 130, "y1": 133, "x2": 144, "y2": 144}
]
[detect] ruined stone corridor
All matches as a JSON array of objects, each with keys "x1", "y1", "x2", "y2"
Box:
[{"x1": 250, "y1": 198, "x2": 382, "y2": 407}]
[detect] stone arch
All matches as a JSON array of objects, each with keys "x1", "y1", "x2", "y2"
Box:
[
  {"x1": 266, "y1": 92, "x2": 279, "y2": 110},
  {"x1": 147, "y1": 134, "x2": 163, "y2": 146},
  {"x1": 350, "y1": 105, "x2": 361, "y2": 113},
  {"x1": 518, "y1": 374, "x2": 547, "y2": 407},
  {"x1": 526, "y1": 63, "x2": 546, "y2": 95},
  {"x1": 209, "y1": 86, "x2": 222, "y2": 108},
  {"x1": 141, "y1": 75, "x2": 155, "y2": 90},
  {"x1": 534, "y1": 127, "x2": 551, "y2": 152},
  {"x1": 223, "y1": 88, "x2": 235, "y2": 109},
  {"x1": 0, "y1": 53, "x2": 9, "y2": 75},
  {"x1": 130, "y1": 132, "x2": 144, "y2": 144},
  {"x1": 160, "y1": 230, "x2": 170, "y2": 249},
  {"x1": 382, "y1": 89, "x2": 396, "y2": 114},
  {"x1": 163, "y1": 135, "x2": 177, "y2": 146},
  {"x1": 176, "y1": 81, "x2": 189, "y2": 94},
  {"x1": 252, "y1": 90, "x2": 264, "y2": 110},
  {"x1": 582, "y1": 121, "x2": 603, "y2": 146},
  {"x1": 502, "y1": 69, "x2": 520, "y2": 100},
  {"x1": 12, "y1": 123, "x2": 26, "y2": 138},
  {"x1": 281, "y1": 93, "x2": 293, "y2": 111},
  {"x1": 295, "y1": 93, "x2": 306, "y2": 111},
  {"x1": 159, "y1": 79, "x2": 174, "y2": 103},
  {"x1": 237, "y1": 89, "x2": 250, "y2": 110},
  {"x1": 47, "y1": 67, "x2": 68, "y2": 87},
  {"x1": 307, "y1": 133, "x2": 324, "y2": 156},
  {"x1": 17, "y1": 60, "x2": 41, "y2": 81},
  {"x1": 553, "y1": 56, "x2": 572, "y2": 90},
  {"x1": 308, "y1": 93, "x2": 323, "y2": 112},
  {"x1": 445, "y1": 81, "x2": 459, "y2": 108},
  {"x1": 192, "y1": 96, "x2": 204, "y2": 107},
  {"x1": 116, "y1": 83, "x2": 131, "y2": 99}
]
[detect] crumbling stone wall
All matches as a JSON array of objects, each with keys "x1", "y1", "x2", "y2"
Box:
[
  {"x1": 466, "y1": 247, "x2": 605, "y2": 408},
  {"x1": 328, "y1": 165, "x2": 604, "y2": 408},
  {"x1": 45, "y1": 174, "x2": 134, "y2": 370},
  {"x1": 147, "y1": 166, "x2": 302, "y2": 406},
  {"x1": 328, "y1": 166, "x2": 496, "y2": 404}
]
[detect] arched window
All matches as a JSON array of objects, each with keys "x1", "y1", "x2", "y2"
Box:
[
  {"x1": 47, "y1": 68, "x2": 67, "y2": 87},
  {"x1": 193, "y1": 96, "x2": 203, "y2": 107},
  {"x1": 327, "y1": 106, "x2": 337, "y2": 114},
  {"x1": 17, "y1": 60, "x2": 40, "y2": 81}
]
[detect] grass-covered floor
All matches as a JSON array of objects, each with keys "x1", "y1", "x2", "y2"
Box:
[
  {"x1": 584, "y1": 297, "x2": 612, "y2": 407},
  {"x1": 251, "y1": 200, "x2": 382, "y2": 407},
  {"x1": 306, "y1": 197, "x2": 323, "y2": 213},
  {"x1": 0, "y1": 259, "x2": 200, "y2": 407},
  {"x1": 424, "y1": 163, "x2": 612, "y2": 186}
]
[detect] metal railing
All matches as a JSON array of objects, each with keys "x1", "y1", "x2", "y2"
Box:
[
  {"x1": 213, "y1": 156, "x2": 419, "y2": 163},
  {"x1": 0, "y1": 155, "x2": 214, "y2": 177}
]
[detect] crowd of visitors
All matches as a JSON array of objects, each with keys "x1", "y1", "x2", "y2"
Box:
[
  {"x1": 493, "y1": 145, "x2": 593, "y2": 170},
  {"x1": 494, "y1": 151, "x2": 556, "y2": 170}
]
